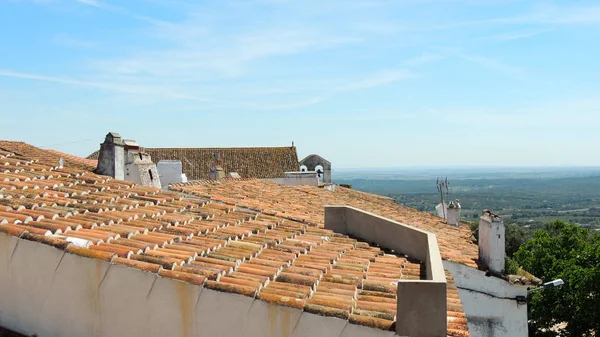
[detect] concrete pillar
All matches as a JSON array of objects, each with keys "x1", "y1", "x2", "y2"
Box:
[{"x1": 479, "y1": 210, "x2": 505, "y2": 274}]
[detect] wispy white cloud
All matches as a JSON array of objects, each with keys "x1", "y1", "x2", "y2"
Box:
[
  {"x1": 76, "y1": 0, "x2": 101, "y2": 7},
  {"x1": 90, "y1": 26, "x2": 358, "y2": 79},
  {"x1": 359, "y1": 3, "x2": 600, "y2": 36},
  {"x1": 359, "y1": 17, "x2": 521, "y2": 34},
  {"x1": 403, "y1": 53, "x2": 447, "y2": 66},
  {"x1": 336, "y1": 70, "x2": 412, "y2": 92},
  {"x1": 424, "y1": 98, "x2": 600, "y2": 128},
  {"x1": 258, "y1": 96, "x2": 328, "y2": 110},
  {"x1": 239, "y1": 69, "x2": 413, "y2": 110},
  {"x1": 0, "y1": 70, "x2": 211, "y2": 101},
  {"x1": 457, "y1": 53, "x2": 526, "y2": 81},
  {"x1": 531, "y1": 3, "x2": 600, "y2": 25},
  {"x1": 479, "y1": 29, "x2": 554, "y2": 43},
  {"x1": 53, "y1": 34, "x2": 98, "y2": 49},
  {"x1": 9, "y1": 0, "x2": 56, "y2": 4}
]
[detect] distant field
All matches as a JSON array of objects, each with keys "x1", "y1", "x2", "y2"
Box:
[{"x1": 334, "y1": 171, "x2": 600, "y2": 230}]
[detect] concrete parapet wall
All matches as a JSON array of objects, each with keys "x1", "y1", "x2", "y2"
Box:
[
  {"x1": 324, "y1": 206, "x2": 447, "y2": 337},
  {"x1": 0, "y1": 233, "x2": 395, "y2": 337},
  {"x1": 283, "y1": 172, "x2": 320, "y2": 186}
]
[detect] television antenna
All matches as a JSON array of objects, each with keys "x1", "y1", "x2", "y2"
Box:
[{"x1": 436, "y1": 177, "x2": 450, "y2": 220}]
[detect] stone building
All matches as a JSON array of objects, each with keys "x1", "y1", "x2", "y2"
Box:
[{"x1": 300, "y1": 154, "x2": 331, "y2": 183}]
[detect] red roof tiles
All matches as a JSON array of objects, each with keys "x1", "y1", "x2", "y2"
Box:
[
  {"x1": 0, "y1": 147, "x2": 469, "y2": 336},
  {"x1": 0, "y1": 141, "x2": 97, "y2": 171},
  {"x1": 46, "y1": 149, "x2": 98, "y2": 168},
  {"x1": 171, "y1": 179, "x2": 479, "y2": 268}
]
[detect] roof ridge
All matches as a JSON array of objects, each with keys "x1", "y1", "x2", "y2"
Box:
[
  {"x1": 145, "y1": 146, "x2": 296, "y2": 150},
  {"x1": 0, "y1": 141, "x2": 96, "y2": 171}
]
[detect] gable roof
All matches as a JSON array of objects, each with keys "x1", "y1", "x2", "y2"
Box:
[
  {"x1": 171, "y1": 179, "x2": 480, "y2": 268},
  {"x1": 0, "y1": 141, "x2": 97, "y2": 172},
  {"x1": 0, "y1": 147, "x2": 468, "y2": 336},
  {"x1": 88, "y1": 146, "x2": 300, "y2": 180}
]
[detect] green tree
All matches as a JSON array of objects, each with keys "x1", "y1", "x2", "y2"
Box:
[
  {"x1": 505, "y1": 223, "x2": 529, "y2": 257},
  {"x1": 514, "y1": 220, "x2": 600, "y2": 336}
]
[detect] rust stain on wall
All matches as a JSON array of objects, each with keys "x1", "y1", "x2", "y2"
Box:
[
  {"x1": 91, "y1": 260, "x2": 104, "y2": 337},
  {"x1": 175, "y1": 282, "x2": 194, "y2": 337},
  {"x1": 267, "y1": 302, "x2": 292, "y2": 337}
]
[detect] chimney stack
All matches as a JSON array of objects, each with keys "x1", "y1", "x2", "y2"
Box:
[
  {"x1": 95, "y1": 132, "x2": 161, "y2": 188},
  {"x1": 446, "y1": 199, "x2": 461, "y2": 226},
  {"x1": 478, "y1": 210, "x2": 505, "y2": 274},
  {"x1": 96, "y1": 132, "x2": 125, "y2": 180},
  {"x1": 209, "y1": 165, "x2": 225, "y2": 180}
]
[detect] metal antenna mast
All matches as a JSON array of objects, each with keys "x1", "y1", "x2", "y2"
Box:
[{"x1": 436, "y1": 177, "x2": 450, "y2": 220}]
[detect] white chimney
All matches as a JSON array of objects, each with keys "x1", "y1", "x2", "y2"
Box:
[
  {"x1": 446, "y1": 199, "x2": 461, "y2": 226},
  {"x1": 478, "y1": 210, "x2": 505, "y2": 274},
  {"x1": 58, "y1": 157, "x2": 64, "y2": 169}
]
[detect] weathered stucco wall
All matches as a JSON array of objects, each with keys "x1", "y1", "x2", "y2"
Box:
[
  {"x1": 282, "y1": 172, "x2": 319, "y2": 186},
  {"x1": 443, "y1": 261, "x2": 528, "y2": 337},
  {"x1": 96, "y1": 142, "x2": 124, "y2": 180},
  {"x1": 0, "y1": 233, "x2": 395, "y2": 337}
]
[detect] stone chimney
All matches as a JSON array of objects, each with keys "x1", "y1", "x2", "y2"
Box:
[
  {"x1": 96, "y1": 132, "x2": 125, "y2": 180},
  {"x1": 95, "y1": 132, "x2": 161, "y2": 188},
  {"x1": 478, "y1": 210, "x2": 505, "y2": 273},
  {"x1": 209, "y1": 165, "x2": 225, "y2": 180}
]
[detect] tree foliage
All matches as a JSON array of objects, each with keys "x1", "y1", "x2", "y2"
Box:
[
  {"x1": 506, "y1": 223, "x2": 530, "y2": 257},
  {"x1": 514, "y1": 220, "x2": 600, "y2": 336}
]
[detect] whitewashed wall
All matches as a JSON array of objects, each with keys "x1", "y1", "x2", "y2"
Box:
[
  {"x1": 444, "y1": 261, "x2": 528, "y2": 337},
  {"x1": 0, "y1": 234, "x2": 395, "y2": 337}
]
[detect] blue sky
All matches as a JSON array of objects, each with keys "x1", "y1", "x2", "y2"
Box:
[{"x1": 1, "y1": 0, "x2": 599, "y2": 168}]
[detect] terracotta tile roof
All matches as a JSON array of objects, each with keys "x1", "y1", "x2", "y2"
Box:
[
  {"x1": 0, "y1": 141, "x2": 97, "y2": 171},
  {"x1": 0, "y1": 148, "x2": 468, "y2": 336},
  {"x1": 46, "y1": 149, "x2": 98, "y2": 168},
  {"x1": 171, "y1": 179, "x2": 479, "y2": 268},
  {"x1": 88, "y1": 146, "x2": 299, "y2": 180}
]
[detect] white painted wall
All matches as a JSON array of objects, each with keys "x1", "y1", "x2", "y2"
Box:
[
  {"x1": 0, "y1": 233, "x2": 395, "y2": 337},
  {"x1": 157, "y1": 160, "x2": 186, "y2": 187},
  {"x1": 444, "y1": 261, "x2": 528, "y2": 337},
  {"x1": 479, "y1": 214, "x2": 505, "y2": 273},
  {"x1": 282, "y1": 172, "x2": 319, "y2": 186}
]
